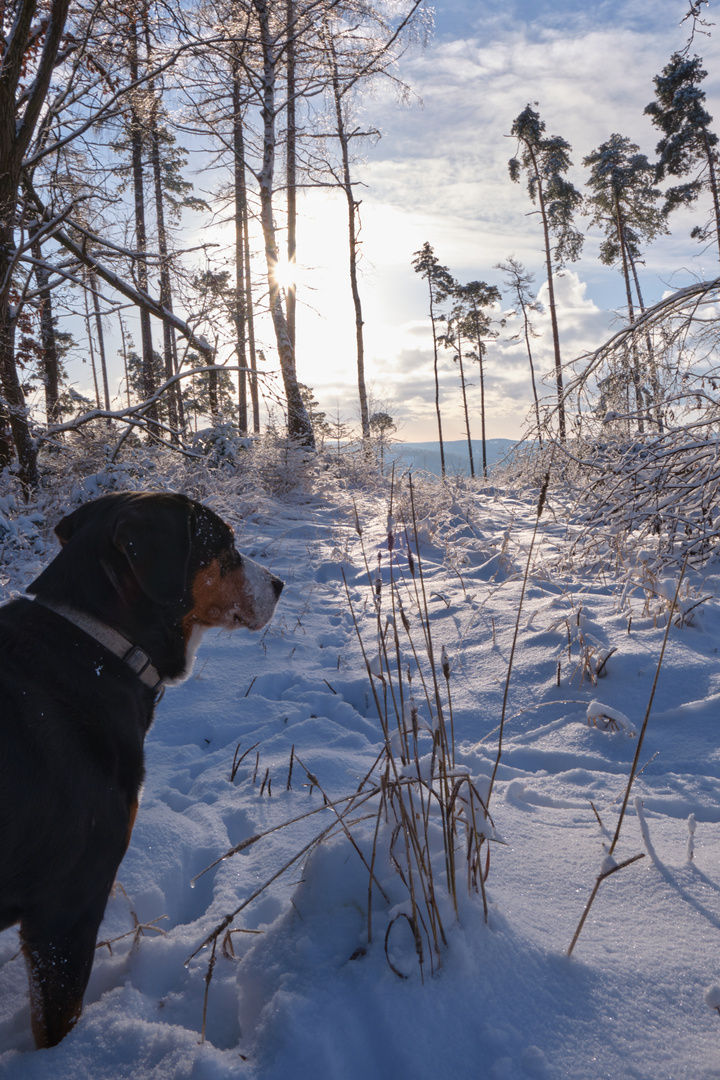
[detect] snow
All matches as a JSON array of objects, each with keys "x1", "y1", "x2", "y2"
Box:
[{"x1": 3, "y1": 471, "x2": 720, "y2": 1078}]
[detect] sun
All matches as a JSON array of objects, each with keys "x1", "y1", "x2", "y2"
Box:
[{"x1": 272, "y1": 255, "x2": 297, "y2": 292}]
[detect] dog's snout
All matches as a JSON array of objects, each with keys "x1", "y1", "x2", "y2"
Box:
[{"x1": 272, "y1": 576, "x2": 284, "y2": 599}]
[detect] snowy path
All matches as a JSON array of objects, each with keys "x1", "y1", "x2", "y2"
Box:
[{"x1": 3, "y1": 482, "x2": 720, "y2": 1079}]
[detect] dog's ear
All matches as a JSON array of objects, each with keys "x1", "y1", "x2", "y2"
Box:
[
  {"x1": 54, "y1": 497, "x2": 115, "y2": 547},
  {"x1": 113, "y1": 497, "x2": 193, "y2": 604}
]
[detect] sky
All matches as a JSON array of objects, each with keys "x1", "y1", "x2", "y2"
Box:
[{"x1": 286, "y1": 0, "x2": 720, "y2": 441}]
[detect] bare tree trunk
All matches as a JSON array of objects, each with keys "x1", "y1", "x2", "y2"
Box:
[
  {"x1": 253, "y1": 0, "x2": 314, "y2": 447},
  {"x1": 518, "y1": 294, "x2": 543, "y2": 447},
  {"x1": 228, "y1": 40, "x2": 257, "y2": 435},
  {"x1": 241, "y1": 186, "x2": 260, "y2": 432},
  {"x1": 627, "y1": 248, "x2": 663, "y2": 432},
  {"x1": 143, "y1": 10, "x2": 181, "y2": 438},
  {"x1": 0, "y1": 226, "x2": 37, "y2": 485},
  {"x1": 128, "y1": 14, "x2": 158, "y2": 425},
  {"x1": 244, "y1": 203, "x2": 260, "y2": 433},
  {"x1": 325, "y1": 29, "x2": 370, "y2": 439},
  {"x1": 455, "y1": 327, "x2": 474, "y2": 478},
  {"x1": 232, "y1": 61, "x2": 249, "y2": 435},
  {"x1": 0, "y1": 404, "x2": 12, "y2": 468},
  {"x1": 478, "y1": 350, "x2": 487, "y2": 477},
  {"x1": 149, "y1": 124, "x2": 181, "y2": 434},
  {"x1": 83, "y1": 281, "x2": 102, "y2": 409},
  {"x1": 119, "y1": 314, "x2": 131, "y2": 407},
  {"x1": 614, "y1": 194, "x2": 645, "y2": 433},
  {"x1": 526, "y1": 142, "x2": 566, "y2": 440},
  {"x1": 702, "y1": 128, "x2": 720, "y2": 264},
  {"x1": 31, "y1": 237, "x2": 61, "y2": 424},
  {"x1": 0, "y1": 0, "x2": 71, "y2": 488},
  {"x1": 90, "y1": 272, "x2": 111, "y2": 411},
  {"x1": 0, "y1": 183, "x2": 38, "y2": 486},
  {"x1": 427, "y1": 278, "x2": 445, "y2": 477},
  {"x1": 467, "y1": 297, "x2": 489, "y2": 476},
  {"x1": 285, "y1": 0, "x2": 297, "y2": 352}
]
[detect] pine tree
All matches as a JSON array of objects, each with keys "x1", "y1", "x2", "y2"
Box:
[
  {"x1": 496, "y1": 257, "x2": 544, "y2": 446},
  {"x1": 584, "y1": 134, "x2": 667, "y2": 431},
  {"x1": 508, "y1": 104, "x2": 584, "y2": 440},
  {"x1": 369, "y1": 410, "x2": 396, "y2": 473},
  {"x1": 412, "y1": 242, "x2": 454, "y2": 477},
  {"x1": 442, "y1": 279, "x2": 500, "y2": 478},
  {"x1": 645, "y1": 52, "x2": 720, "y2": 261}
]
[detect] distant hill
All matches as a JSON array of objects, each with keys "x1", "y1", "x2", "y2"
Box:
[{"x1": 387, "y1": 439, "x2": 518, "y2": 477}]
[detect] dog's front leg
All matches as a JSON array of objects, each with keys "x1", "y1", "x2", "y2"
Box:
[{"x1": 21, "y1": 908, "x2": 105, "y2": 1048}]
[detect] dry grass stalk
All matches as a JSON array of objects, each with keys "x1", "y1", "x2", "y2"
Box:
[
  {"x1": 96, "y1": 912, "x2": 168, "y2": 955},
  {"x1": 221, "y1": 927, "x2": 263, "y2": 959},
  {"x1": 96, "y1": 883, "x2": 168, "y2": 956},
  {"x1": 293, "y1": 754, "x2": 390, "y2": 904},
  {"x1": 566, "y1": 852, "x2": 646, "y2": 956},
  {"x1": 190, "y1": 778, "x2": 386, "y2": 887},
  {"x1": 341, "y1": 474, "x2": 498, "y2": 977},
  {"x1": 199, "y1": 937, "x2": 217, "y2": 1045},
  {"x1": 230, "y1": 740, "x2": 259, "y2": 782}
]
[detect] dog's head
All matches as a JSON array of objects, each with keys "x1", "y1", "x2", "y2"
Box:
[{"x1": 29, "y1": 492, "x2": 283, "y2": 638}]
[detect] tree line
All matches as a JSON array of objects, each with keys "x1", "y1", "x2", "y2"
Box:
[
  {"x1": 414, "y1": 2, "x2": 720, "y2": 475},
  {"x1": 0, "y1": 0, "x2": 426, "y2": 492}
]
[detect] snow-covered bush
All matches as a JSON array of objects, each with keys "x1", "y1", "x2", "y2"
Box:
[
  {"x1": 0, "y1": 493, "x2": 44, "y2": 557},
  {"x1": 192, "y1": 423, "x2": 254, "y2": 469},
  {"x1": 540, "y1": 278, "x2": 720, "y2": 569},
  {"x1": 570, "y1": 433, "x2": 720, "y2": 567}
]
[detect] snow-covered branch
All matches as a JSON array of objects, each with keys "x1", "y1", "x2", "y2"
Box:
[
  {"x1": 22, "y1": 182, "x2": 215, "y2": 361},
  {"x1": 45, "y1": 364, "x2": 255, "y2": 435},
  {"x1": 565, "y1": 276, "x2": 720, "y2": 398}
]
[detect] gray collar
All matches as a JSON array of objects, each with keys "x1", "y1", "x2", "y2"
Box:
[{"x1": 34, "y1": 597, "x2": 163, "y2": 692}]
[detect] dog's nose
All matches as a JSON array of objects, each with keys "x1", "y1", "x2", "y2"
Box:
[{"x1": 272, "y1": 576, "x2": 284, "y2": 599}]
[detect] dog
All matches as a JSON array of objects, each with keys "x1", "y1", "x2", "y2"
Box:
[{"x1": 0, "y1": 491, "x2": 283, "y2": 1048}]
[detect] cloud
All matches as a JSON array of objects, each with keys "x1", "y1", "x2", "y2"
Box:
[
  {"x1": 286, "y1": 0, "x2": 720, "y2": 441},
  {"x1": 358, "y1": 1, "x2": 720, "y2": 283},
  {"x1": 294, "y1": 259, "x2": 615, "y2": 442}
]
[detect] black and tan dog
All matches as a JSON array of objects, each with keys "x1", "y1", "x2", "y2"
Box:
[{"x1": 0, "y1": 491, "x2": 283, "y2": 1048}]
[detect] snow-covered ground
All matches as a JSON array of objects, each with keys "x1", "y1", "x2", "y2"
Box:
[{"x1": 2, "y1": 468, "x2": 720, "y2": 1080}]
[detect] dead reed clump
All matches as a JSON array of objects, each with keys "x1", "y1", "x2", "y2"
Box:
[{"x1": 341, "y1": 474, "x2": 499, "y2": 978}]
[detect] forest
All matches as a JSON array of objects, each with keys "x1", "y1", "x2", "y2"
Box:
[{"x1": 0, "y1": 0, "x2": 432, "y2": 490}]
